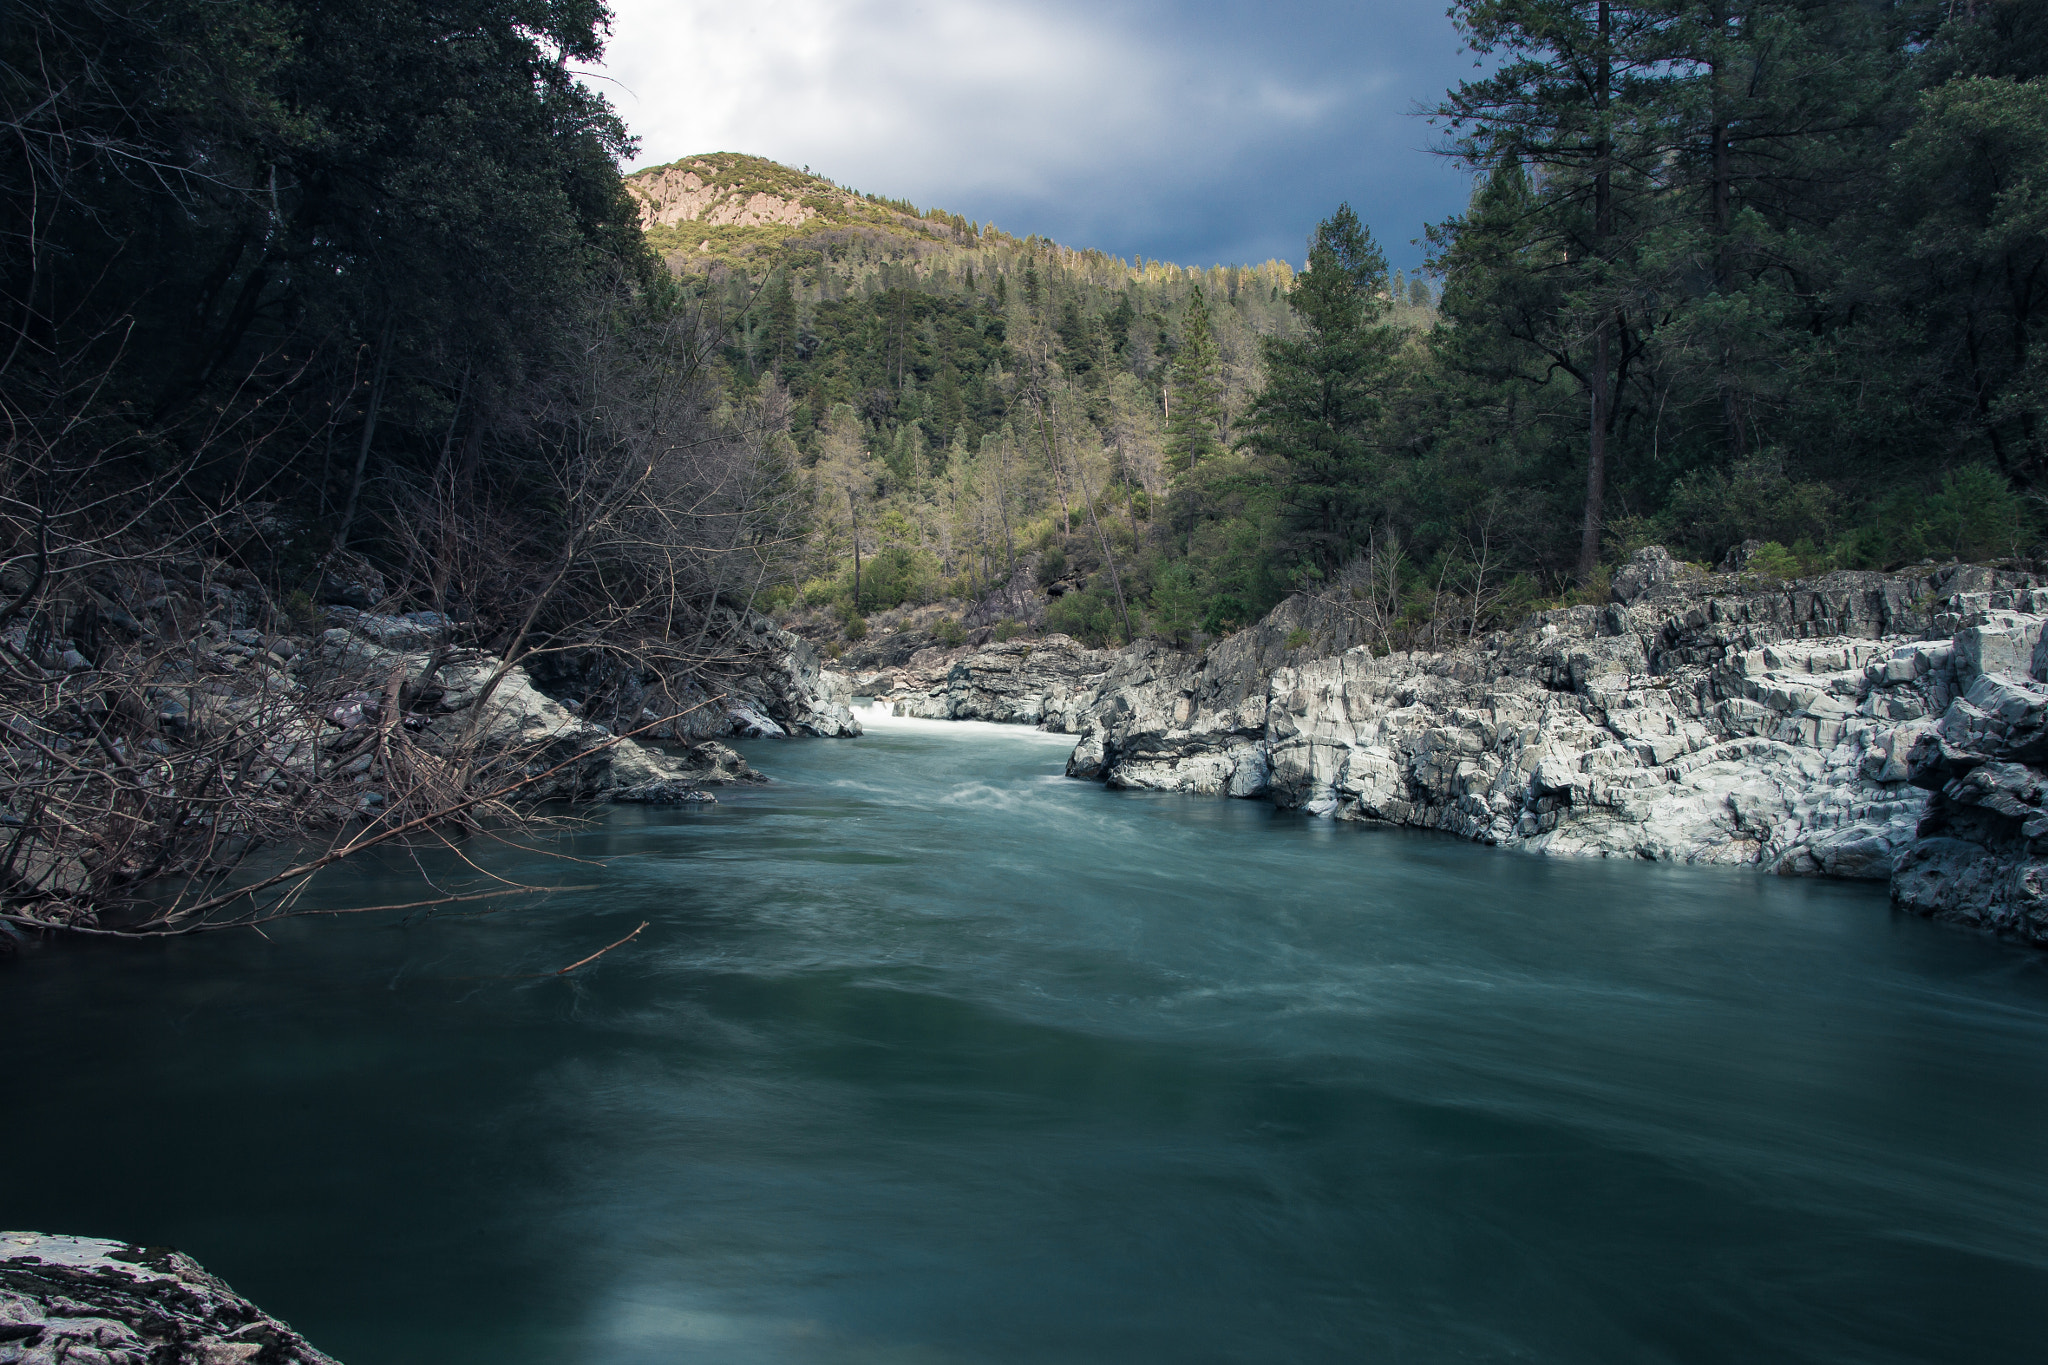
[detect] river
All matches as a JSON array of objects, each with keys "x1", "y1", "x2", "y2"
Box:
[{"x1": 5, "y1": 716, "x2": 2048, "y2": 1363}]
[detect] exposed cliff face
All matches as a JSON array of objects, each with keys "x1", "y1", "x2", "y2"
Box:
[
  {"x1": 824, "y1": 549, "x2": 2048, "y2": 946},
  {"x1": 623, "y1": 152, "x2": 977, "y2": 273},
  {"x1": 627, "y1": 164, "x2": 827, "y2": 231},
  {"x1": 0, "y1": 1232, "x2": 338, "y2": 1364}
]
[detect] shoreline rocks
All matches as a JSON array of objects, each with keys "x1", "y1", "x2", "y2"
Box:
[
  {"x1": 0, "y1": 553, "x2": 861, "y2": 925},
  {"x1": 0, "y1": 1232, "x2": 338, "y2": 1364},
  {"x1": 823, "y1": 548, "x2": 2048, "y2": 948},
  {"x1": 281, "y1": 610, "x2": 857, "y2": 808}
]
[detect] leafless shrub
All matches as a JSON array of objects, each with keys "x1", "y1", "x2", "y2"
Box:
[
  {"x1": 380, "y1": 293, "x2": 812, "y2": 735},
  {"x1": 1308, "y1": 525, "x2": 1408, "y2": 649},
  {"x1": 0, "y1": 292, "x2": 805, "y2": 940}
]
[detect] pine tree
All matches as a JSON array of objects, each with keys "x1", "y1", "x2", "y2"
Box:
[
  {"x1": 1238, "y1": 204, "x2": 1399, "y2": 578},
  {"x1": 765, "y1": 267, "x2": 797, "y2": 372},
  {"x1": 1164, "y1": 286, "x2": 1224, "y2": 477},
  {"x1": 1438, "y1": 0, "x2": 1676, "y2": 576}
]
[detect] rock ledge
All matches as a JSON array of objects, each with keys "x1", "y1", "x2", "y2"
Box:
[
  {"x1": 825, "y1": 549, "x2": 2048, "y2": 947},
  {"x1": 0, "y1": 1232, "x2": 338, "y2": 1364}
]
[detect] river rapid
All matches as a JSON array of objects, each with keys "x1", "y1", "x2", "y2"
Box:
[{"x1": 5, "y1": 717, "x2": 2048, "y2": 1363}]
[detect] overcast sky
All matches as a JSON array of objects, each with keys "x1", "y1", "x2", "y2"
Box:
[{"x1": 591, "y1": 0, "x2": 1482, "y2": 272}]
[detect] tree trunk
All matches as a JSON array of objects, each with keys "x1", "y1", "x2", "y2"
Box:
[
  {"x1": 1115, "y1": 434, "x2": 1143, "y2": 542},
  {"x1": 1071, "y1": 442, "x2": 1133, "y2": 643},
  {"x1": 1711, "y1": 4, "x2": 1744, "y2": 460},
  {"x1": 1579, "y1": 0, "x2": 1614, "y2": 580},
  {"x1": 848, "y1": 486, "x2": 862, "y2": 612},
  {"x1": 1036, "y1": 395, "x2": 1072, "y2": 537},
  {"x1": 1580, "y1": 323, "x2": 1610, "y2": 578},
  {"x1": 994, "y1": 439, "x2": 1017, "y2": 611},
  {"x1": 334, "y1": 320, "x2": 394, "y2": 554}
]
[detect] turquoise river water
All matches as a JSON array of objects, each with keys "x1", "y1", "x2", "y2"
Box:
[{"x1": 5, "y1": 715, "x2": 2048, "y2": 1363}]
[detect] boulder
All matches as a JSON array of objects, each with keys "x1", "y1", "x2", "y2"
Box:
[{"x1": 0, "y1": 1232, "x2": 339, "y2": 1364}]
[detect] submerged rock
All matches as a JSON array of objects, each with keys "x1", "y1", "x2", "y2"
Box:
[
  {"x1": 0, "y1": 1231, "x2": 339, "y2": 1363},
  {"x1": 611, "y1": 779, "x2": 717, "y2": 805}
]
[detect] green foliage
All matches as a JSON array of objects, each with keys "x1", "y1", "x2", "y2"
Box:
[
  {"x1": 1044, "y1": 581, "x2": 1126, "y2": 648},
  {"x1": 1284, "y1": 627, "x2": 1312, "y2": 651},
  {"x1": 1554, "y1": 568, "x2": 1614, "y2": 610},
  {"x1": 283, "y1": 590, "x2": 319, "y2": 633},
  {"x1": 1661, "y1": 455, "x2": 1838, "y2": 562},
  {"x1": 695, "y1": 1, "x2": 2048, "y2": 656},
  {"x1": 1385, "y1": 0, "x2": 2048, "y2": 593},
  {"x1": 1165, "y1": 287, "x2": 1226, "y2": 477},
  {"x1": 1879, "y1": 77, "x2": 2048, "y2": 482},
  {"x1": 1745, "y1": 543, "x2": 1803, "y2": 580},
  {"x1": 1036, "y1": 546, "x2": 1069, "y2": 588},
  {"x1": 1238, "y1": 204, "x2": 1400, "y2": 578},
  {"x1": 844, "y1": 545, "x2": 940, "y2": 614},
  {"x1": 1148, "y1": 562, "x2": 1203, "y2": 646},
  {"x1": 3, "y1": 0, "x2": 652, "y2": 537},
  {"x1": 992, "y1": 619, "x2": 1028, "y2": 643},
  {"x1": 935, "y1": 617, "x2": 966, "y2": 648},
  {"x1": 1914, "y1": 466, "x2": 2031, "y2": 563}
]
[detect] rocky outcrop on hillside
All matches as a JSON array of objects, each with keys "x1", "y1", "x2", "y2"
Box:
[
  {"x1": 825, "y1": 549, "x2": 2048, "y2": 946},
  {"x1": 623, "y1": 153, "x2": 977, "y2": 273},
  {"x1": 627, "y1": 163, "x2": 824, "y2": 230},
  {"x1": 0, "y1": 1232, "x2": 338, "y2": 1364}
]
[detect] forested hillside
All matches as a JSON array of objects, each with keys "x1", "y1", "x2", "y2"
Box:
[
  {"x1": 628, "y1": 156, "x2": 1441, "y2": 645},
  {"x1": 0, "y1": 0, "x2": 826, "y2": 926},
  {"x1": 3, "y1": 0, "x2": 809, "y2": 685},
  {"x1": 664, "y1": 0, "x2": 2046, "y2": 651},
  {"x1": 9, "y1": 0, "x2": 2044, "y2": 668}
]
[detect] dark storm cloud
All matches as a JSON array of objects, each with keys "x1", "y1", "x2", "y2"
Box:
[{"x1": 596, "y1": 0, "x2": 1480, "y2": 269}]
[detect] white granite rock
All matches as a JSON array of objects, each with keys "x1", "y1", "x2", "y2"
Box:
[
  {"x1": 820, "y1": 551, "x2": 2048, "y2": 944},
  {"x1": 0, "y1": 1232, "x2": 339, "y2": 1364}
]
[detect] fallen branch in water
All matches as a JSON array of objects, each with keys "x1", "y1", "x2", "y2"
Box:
[
  {"x1": 0, "y1": 883, "x2": 602, "y2": 939},
  {"x1": 137, "y1": 702, "x2": 720, "y2": 933},
  {"x1": 554, "y1": 919, "x2": 649, "y2": 975}
]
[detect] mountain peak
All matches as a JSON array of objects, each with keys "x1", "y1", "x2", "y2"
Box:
[{"x1": 626, "y1": 152, "x2": 981, "y2": 273}]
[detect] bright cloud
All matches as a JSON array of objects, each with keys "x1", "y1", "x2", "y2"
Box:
[{"x1": 592, "y1": 0, "x2": 1476, "y2": 269}]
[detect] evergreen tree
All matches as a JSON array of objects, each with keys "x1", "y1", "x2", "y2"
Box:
[
  {"x1": 1438, "y1": 0, "x2": 1678, "y2": 575},
  {"x1": 1876, "y1": 75, "x2": 2048, "y2": 483},
  {"x1": 1239, "y1": 205, "x2": 1400, "y2": 577},
  {"x1": 1103, "y1": 293, "x2": 1136, "y2": 359},
  {"x1": 1165, "y1": 286, "x2": 1225, "y2": 477},
  {"x1": 765, "y1": 268, "x2": 798, "y2": 372},
  {"x1": 1162, "y1": 286, "x2": 1227, "y2": 556}
]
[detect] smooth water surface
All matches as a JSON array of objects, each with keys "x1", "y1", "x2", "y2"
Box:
[{"x1": 6, "y1": 716, "x2": 2048, "y2": 1363}]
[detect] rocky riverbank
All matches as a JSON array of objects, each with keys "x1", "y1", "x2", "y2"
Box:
[
  {"x1": 0, "y1": 1233, "x2": 338, "y2": 1363},
  {"x1": 14, "y1": 586, "x2": 858, "y2": 817},
  {"x1": 825, "y1": 548, "x2": 2048, "y2": 946},
  {"x1": 0, "y1": 559, "x2": 860, "y2": 925},
  {"x1": 298, "y1": 605, "x2": 859, "y2": 806}
]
